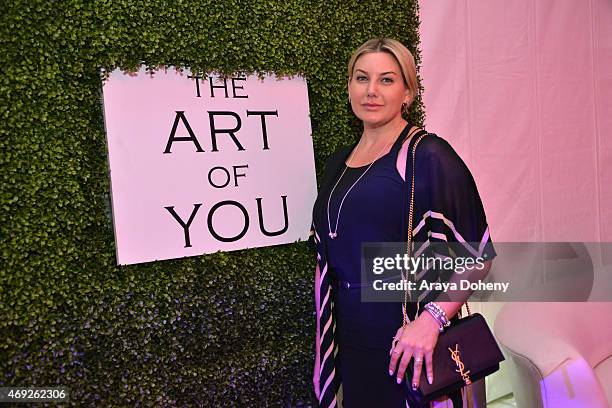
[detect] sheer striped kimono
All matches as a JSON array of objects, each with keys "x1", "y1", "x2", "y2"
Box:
[{"x1": 310, "y1": 126, "x2": 496, "y2": 408}]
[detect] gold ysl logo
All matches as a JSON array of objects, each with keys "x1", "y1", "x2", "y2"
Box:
[{"x1": 448, "y1": 344, "x2": 472, "y2": 385}]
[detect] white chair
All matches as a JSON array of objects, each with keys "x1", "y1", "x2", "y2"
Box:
[{"x1": 494, "y1": 302, "x2": 612, "y2": 408}]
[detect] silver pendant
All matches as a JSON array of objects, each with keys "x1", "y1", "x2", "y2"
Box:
[{"x1": 328, "y1": 232, "x2": 337, "y2": 239}]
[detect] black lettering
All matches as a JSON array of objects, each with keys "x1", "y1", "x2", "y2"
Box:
[
  {"x1": 208, "y1": 111, "x2": 244, "y2": 152},
  {"x1": 247, "y1": 110, "x2": 278, "y2": 150},
  {"x1": 232, "y1": 164, "x2": 248, "y2": 187},
  {"x1": 231, "y1": 77, "x2": 248, "y2": 98},
  {"x1": 255, "y1": 196, "x2": 289, "y2": 237},
  {"x1": 164, "y1": 204, "x2": 203, "y2": 247},
  {"x1": 209, "y1": 76, "x2": 229, "y2": 98},
  {"x1": 208, "y1": 166, "x2": 231, "y2": 188},
  {"x1": 188, "y1": 74, "x2": 203, "y2": 97},
  {"x1": 164, "y1": 111, "x2": 205, "y2": 153},
  {"x1": 207, "y1": 200, "x2": 249, "y2": 242}
]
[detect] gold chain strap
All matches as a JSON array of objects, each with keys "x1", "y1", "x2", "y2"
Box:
[
  {"x1": 402, "y1": 129, "x2": 427, "y2": 326},
  {"x1": 401, "y1": 130, "x2": 471, "y2": 327}
]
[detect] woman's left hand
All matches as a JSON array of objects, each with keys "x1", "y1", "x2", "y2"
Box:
[{"x1": 388, "y1": 312, "x2": 441, "y2": 389}]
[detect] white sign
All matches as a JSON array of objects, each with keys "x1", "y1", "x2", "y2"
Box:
[{"x1": 102, "y1": 67, "x2": 317, "y2": 265}]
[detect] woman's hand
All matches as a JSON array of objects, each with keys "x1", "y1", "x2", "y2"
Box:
[{"x1": 388, "y1": 311, "x2": 441, "y2": 389}]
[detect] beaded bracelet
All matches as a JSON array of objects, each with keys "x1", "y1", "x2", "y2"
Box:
[
  {"x1": 424, "y1": 302, "x2": 451, "y2": 332},
  {"x1": 423, "y1": 309, "x2": 445, "y2": 333},
  {"x1": 426, "y1": 302, "x2": 450, "y2": 326}
]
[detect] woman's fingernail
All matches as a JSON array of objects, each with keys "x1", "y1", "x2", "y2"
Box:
[
  {"x1": 389, "y1": 370, "x2": 393, "y2": 376},
  {"x1": 396, "y1": 377, "x2": 402, "y2": 384},
  {"x1": 428, "y1": 376, "x2": 433, "y2": 384},
  {"x1": 412, "y1": 382, "x2": 418, "y2": 390}
]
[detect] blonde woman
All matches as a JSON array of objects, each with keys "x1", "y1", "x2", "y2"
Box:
[{"x1": 310, "y1": 38, "x2": 495, "y2": 407}]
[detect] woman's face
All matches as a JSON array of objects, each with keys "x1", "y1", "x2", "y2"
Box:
[{"x1": 348, "y1": 51, "x2": 410, "y2": 128}]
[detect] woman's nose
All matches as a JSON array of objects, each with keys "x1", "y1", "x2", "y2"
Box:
[{"x1": 367, "y1": 81, "x2": 378, "y2": 97}]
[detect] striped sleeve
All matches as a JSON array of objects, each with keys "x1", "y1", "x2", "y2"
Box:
[
  {"x1": 413, "y1": 135, "x2": 496, "y2": 261},
  {"x1": 313, "y1": 226, "x2": 340, "y2": 408}
]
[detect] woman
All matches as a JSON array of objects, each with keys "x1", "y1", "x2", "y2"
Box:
[{"x1": 310, "y1": 38, "x2": 496, "y2": 407}]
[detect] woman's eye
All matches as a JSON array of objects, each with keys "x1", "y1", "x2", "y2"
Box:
[
  {"x1": 356, "y1": 76, "x2": 368, "y2": 81},
  {"x1": 382, "y1": 77, "x2": 394, "y2": 83}
]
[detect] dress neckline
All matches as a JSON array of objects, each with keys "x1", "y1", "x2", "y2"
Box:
[
  {"x1": 345, "y1": 149, "x2": 393, "y2": 169},
  {"x1": 344, "y1": 122, "x2": 412, "y2": 169}
]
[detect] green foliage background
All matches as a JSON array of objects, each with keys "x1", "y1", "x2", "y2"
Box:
[{"x1": 0, "y1": 0, "x2": 423, "y2": 405}]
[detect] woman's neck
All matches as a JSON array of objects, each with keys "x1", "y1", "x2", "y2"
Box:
[{"x1": 360, "y1": 117, "x2": 408, "y2": 149}]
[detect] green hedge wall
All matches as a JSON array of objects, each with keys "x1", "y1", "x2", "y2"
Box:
[{"x1": 0, "y1": 0, "x2": 423, "y2": 406}]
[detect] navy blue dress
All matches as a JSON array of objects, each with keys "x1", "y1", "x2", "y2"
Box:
[
  {"x1": 311, "y1": 123, "x2": 496, "y2": 408},
  {"x1": 326, "y1": 130, "x2": 411, "y2": 407}
]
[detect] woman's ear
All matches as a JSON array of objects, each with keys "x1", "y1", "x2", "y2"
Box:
[
  {"x1": 347, "y1": 79, "x2": 352, "y2": 102},
  {"x1": 404, "y1": 87, "x2": 412, "y2": 103}
]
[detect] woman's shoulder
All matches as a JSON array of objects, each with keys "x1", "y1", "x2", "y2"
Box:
[
  {"x1": 411, "y1": 132, "x2": 465, "y2": 166},
  {"x1": 324, "y1": 144, "x2": 354, "y2": 168},
  {"x1": 416, "y1": 132, "x2": 455, "y2": 156},
  {"x1": 415, "y1": 132, "x2": 475, "y2": 182}
]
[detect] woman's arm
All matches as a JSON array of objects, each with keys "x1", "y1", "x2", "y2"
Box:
[{"x1": 431, "y1": 259, "x2": 493, "y2": 319}]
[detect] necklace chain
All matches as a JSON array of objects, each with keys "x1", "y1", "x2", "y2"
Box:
[{"x1": 326, "y1": 135, "x2": 396, "y2": 239}]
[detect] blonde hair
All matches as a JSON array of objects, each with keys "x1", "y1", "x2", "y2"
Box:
[{"x1": 347, "y1": 38, "x2": 418, "y2": 106}]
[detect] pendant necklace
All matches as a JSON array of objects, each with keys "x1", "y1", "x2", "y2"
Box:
[{"x1": 326, "y1": 135, "x2": 395, "y2": 239}]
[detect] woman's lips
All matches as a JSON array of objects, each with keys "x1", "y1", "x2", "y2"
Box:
[{"x1": 363, "y1": 103, "x2": 383, "y2": 109}]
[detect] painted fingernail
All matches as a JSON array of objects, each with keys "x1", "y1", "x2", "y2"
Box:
[
  {"x1": 396, "y1": 377, "x2": 402, "y2": 384},
  {"x1": 428, "y1": 376, "x2": 433, "y2": 384},
  {"x1": 412, "y1": 382, "x2": 418, "y2": 390},
  {"x1": 389, "y1": 370, "x2": 393, "y2": 376}
]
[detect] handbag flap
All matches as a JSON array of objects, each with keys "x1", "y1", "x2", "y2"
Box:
[{"x1": 408, "y1": 313, "x2": 505, "y2": 397}]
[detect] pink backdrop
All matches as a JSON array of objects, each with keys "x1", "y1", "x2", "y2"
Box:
[
  {"x1": 419, "y1": 0, "x2": 612, "y2": 243},
  {"x1": 418, "y1": 1, "x2": 612, "y2": 404}
]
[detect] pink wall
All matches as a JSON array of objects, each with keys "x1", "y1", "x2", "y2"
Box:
[
  {"x1": 419, "y1": 2, "x2": 612, "y2": 404},
  {"x1": 419, "y1": 0, "x2": 612, "y2": 243}
]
